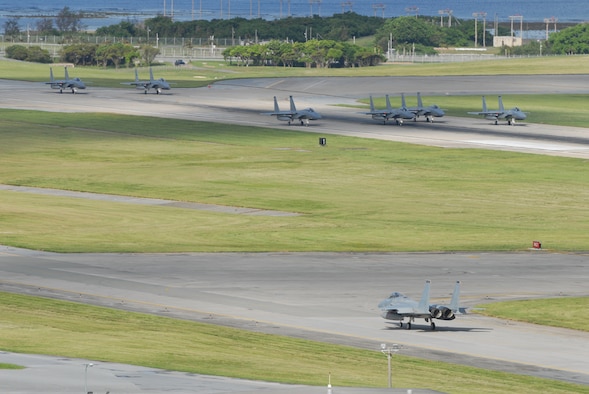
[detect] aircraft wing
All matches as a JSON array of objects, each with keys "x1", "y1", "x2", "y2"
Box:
[
  {"x1": 468, "y1": 111, "x2": 501, "y2": 116},
  {"x1": 261, "y1": 110, "x2": 295, "y2": 117},
  {"x1": 363, "y1": 110, "x2": 387, "y2": 115}
]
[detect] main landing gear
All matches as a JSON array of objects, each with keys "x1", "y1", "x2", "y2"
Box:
[{"x1": 399, "y1": 319, "x2": 436, "y2": 330}]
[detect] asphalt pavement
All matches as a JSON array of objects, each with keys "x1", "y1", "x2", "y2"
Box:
[{"x1": 0, "y1": 74, "x2": 588, "y2": 392}]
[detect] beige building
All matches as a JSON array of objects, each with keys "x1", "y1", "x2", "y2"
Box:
[{"x1": 494, "y1": 36, "x2": 523, "y2": 47}]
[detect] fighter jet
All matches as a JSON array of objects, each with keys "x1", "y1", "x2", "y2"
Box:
[
  {"x1": 378, "y1": 280, "x2": 463, "y2": 330},
  {"x1": 46, "y1": 67, "x2": 86, "y2": 94},
  {"x1": 262, "y1": 96, "x2": 322, "y2": 126},
  {"x1": 122, "y1": 68, "x2": 171, "y2": 94},
  {"x1": 407, "y1": 92, "x2": 445, "y2": 122},
  {"x1": 363, "y1": 95, "x2": 415, "y2": 125},
  {"x1": 468, "y1": 96, "x2": 526, "y2": 125}
]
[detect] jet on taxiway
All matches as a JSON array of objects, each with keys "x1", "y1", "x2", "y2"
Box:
[
  {"x1": 122, "y1": 67, "x2": 171, "y2": 94},
  {"x1": 468, "y1": 96, "x2": 527, "y2": 125},
  {"x1": 46, "y1": 67, "x2": 86, "y2": 94},
  {"x1": 378, "y1": 280, "x2": 464, "y2": 330},
  {"x1": 363, "y1": 94, "x2": 415, "y2": 125},
  {"x1": 262, "y1": 96, "x2": 322, "y2": 126},
  {"x1": 406, "y1": 92, "x2": 445, "y2": 122}
]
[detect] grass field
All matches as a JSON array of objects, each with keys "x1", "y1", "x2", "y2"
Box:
[
  {"x1": 1, "y1": 55, "x2": 588, "y2": 88},
  {"x1": 476, "y1": 297, "x2": 589, "y2": 332},
  {"x1": 0, "y1": 292, "x2": 585, "y2": 394},
  {"x1": 0, "y1": 363, "x2": 24, "y2": 370},
  {"x1": 1, "y1": 57, "x2": 588, "y2": 392},
  {"x1": 1, "y1": 109, "x2": 589, "y2": 252}
]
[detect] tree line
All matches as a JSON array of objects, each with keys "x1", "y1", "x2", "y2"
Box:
[
  {"x1": 5, "y1": 42, "x2": 160, "y2": 68},
  {"x1": 223, "y1": 39, "x2": 384, "y2": 68},
  {"x1": 3, "y1": 6, "x2": 85, "y2": 39},
  {"x1": 4, "y1": 11, "x2": 589, "y2": 66}
]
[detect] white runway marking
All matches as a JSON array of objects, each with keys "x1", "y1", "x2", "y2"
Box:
[{"x1": 467, "y1": 139, "x2": 589, "y2": 151}]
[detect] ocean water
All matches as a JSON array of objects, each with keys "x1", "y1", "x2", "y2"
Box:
[{"x1": 1, "y1": 0, "x2": 587, "y2": 31}]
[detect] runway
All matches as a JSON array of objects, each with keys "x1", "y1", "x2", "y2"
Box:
[
  {"x1": 1, "y1": 74, "x2": 589, "y2": 390},
  {"x1": 1, "y1": 247, "x2": 588, "y2": 387},
  {"x1": 2, "y1": 75, "x2": 589, "y2": 159}
]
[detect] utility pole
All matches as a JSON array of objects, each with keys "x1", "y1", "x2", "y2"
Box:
[
  {"x1": 472, "y1": 12, "x2": 486, "y2": 47},
  {"x1": 372, "y1": 3, "x2": 385, "y2": 18},
  {"x1": 509, "y1": 15, "x2": 524, "y2": 46},
  {"x1": 544, "y1": 16, "x2": 557, "y2": 40},
  {"x1": 309, "y1": 0, "x2": 322, "y2": 17},
  {"x1": 380, "y1": 344, "x2": 399, "y2": 388},
  {"x1": 438, "y1": 9, "x2": 452, "y2": 27}
]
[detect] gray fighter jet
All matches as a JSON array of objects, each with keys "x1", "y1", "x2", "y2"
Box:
[
  {"x1": 262, "y1": 96, "x2": 322, "y2": 126},
  {"x1": 378, "y1": 280, "x2": 463, "y2": 330},
  {"x1": 46, "y1": 67, "x2": 86, "y2": 94},
  {"x1": 468, "y1": 96, "x2": 526, "y2": 125},
  {"x1": 406, "y1": 92, "x2": 445, "y2": 122},
  {"x1": 363, "y1": 95, "x2": 415, "y2": 125},
  {"x1": 122, "y1": 68, "x2": 171, "y2": 94}
]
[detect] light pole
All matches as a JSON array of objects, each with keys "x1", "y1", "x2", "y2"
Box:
[
  {"x1": 380, "y1": 343, "x2": 399, "y2": 388},
  {"x1": 84, "y1": 363, "x2": 94, "y2": 394}
]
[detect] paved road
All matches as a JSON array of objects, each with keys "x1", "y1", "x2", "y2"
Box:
[
  {"x1": 1, "y1": 74, "x2": 589, "y2": 391},
  {"x1": 1, "y1": 75, "x2": 589, "y2": 159},
  {"x1": 1, "y1": 247, "x2": 588, "y2": 387}
]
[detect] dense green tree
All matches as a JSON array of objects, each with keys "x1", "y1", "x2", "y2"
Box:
[
  {"x1": 374, "y1": 16, "x2": 441, "y2": 53},
  {"x1": 353, "y1": 48, "x2": 385, "y2": 67},
  {"x1": 61, "y1": 43, "x2": 98, "y2": 66},
  {"x1": 549, "y1": 23, "x2": 589, "y2": 54},
  {"x1": 140, "y1": 44, "x2": 160, "y2": 65},
  {"x1": 95, "y1": 20, "x2": 139, "y2": 37},
  {"x1": 144, "y1": 16, "x2": 175, "y2": 38},
  {"x1": 126, "y1": 13, "x2": 384, "y2": 43},
  {"x1": 439, "y1": 26, "x2": 470, "y2": 47},
  {"x1": 96, "y1": 42, "x2": 138, "y2": 68},
  {"x1": 5, "y1": 45, "x2": 52, "y2": 63},
  {"x1": 24, "y1": 46, "x2": 52, "y2": 63},
  {"x1": 223, "y1": 39, "x2": 382, "y2": 68},
  {"x1": 5, "y1": 45, "x2": 28, "y2": 60}
]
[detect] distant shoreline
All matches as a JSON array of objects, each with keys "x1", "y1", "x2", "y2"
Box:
[{"x1": 5, "y1": 11, "x2": 588, "y2": 25}]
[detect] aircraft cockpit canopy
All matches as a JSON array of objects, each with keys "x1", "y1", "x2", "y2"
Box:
[{"x1": 387, "y1": 292, "x2": 406, "y2": 299}]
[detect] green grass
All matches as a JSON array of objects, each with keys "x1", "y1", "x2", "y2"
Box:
[
  {"x1": 476, "y1": 298, "x2": 589, "y2": 332},
  {"x1": 0, "y1": 292, "x2": 585, "y2": 394},
  {"x1": 0, "y1": 363, "x2": 24, "y2": 370},
  {"x1": 1, "y1": 58, "x2": 588, "y2": 392},
  {"x1": 1, "y1": 109, "x2": 589, "y2": 253}
]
